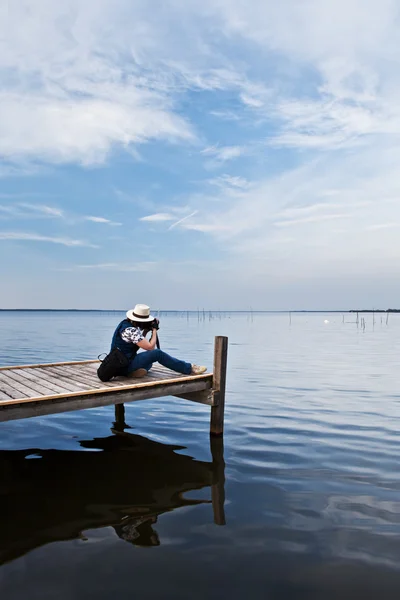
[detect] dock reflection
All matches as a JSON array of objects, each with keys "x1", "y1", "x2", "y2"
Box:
[{"x1": 0, "y1": 429, "x2": 225, "y2": 565}]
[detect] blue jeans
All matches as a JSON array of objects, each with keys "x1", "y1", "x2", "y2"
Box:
[{"x1": 124, "y1": 349, "x2": 192, "y2": 375}]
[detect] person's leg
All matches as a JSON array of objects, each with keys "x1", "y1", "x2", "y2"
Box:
[
  {"x1": 125, "y1": 349, "x2": 192, "y2": 375},
  {"x1": 151, "y1": 349, "x2": 192, "y2": 374},
  {"x1": 123, "y1": 351, "x2": 155, "y2": 375}
]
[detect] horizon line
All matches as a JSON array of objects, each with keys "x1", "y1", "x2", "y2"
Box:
[{"x1": 0, "y1": 309, "x2": 397, "y2": 313}]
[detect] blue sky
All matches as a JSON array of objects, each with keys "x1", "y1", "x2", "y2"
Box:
[{"x1": 1, "y1": 0, "x2": 400, "y2": 310}]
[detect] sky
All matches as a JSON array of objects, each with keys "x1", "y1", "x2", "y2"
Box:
[{"x1": 1, "y1": 0, "x2": 400, "y2": 310}]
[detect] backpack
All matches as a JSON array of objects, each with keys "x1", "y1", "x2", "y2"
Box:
[{"x1": 97, "y1": 347, "x2": 130, "y2": 382}]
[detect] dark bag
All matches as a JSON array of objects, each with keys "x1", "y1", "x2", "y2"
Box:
[{"x1": 97, "y1": 348, "x2": 129, "y2": 382}]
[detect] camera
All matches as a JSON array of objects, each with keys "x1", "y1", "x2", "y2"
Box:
[{"x1": 151, "y1": 318, "x2": 160, "y2": 330}]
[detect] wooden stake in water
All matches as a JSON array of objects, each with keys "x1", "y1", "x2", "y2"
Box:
[
  {"x1": 210, "y1": 336, "x2": 228, "y2": 437},
  {"x1": 210, "y1": 436, "x2": 226, "y2": 525},
  {"x1": 114, "y1": 403, "x2": 126, "y2": 431}
]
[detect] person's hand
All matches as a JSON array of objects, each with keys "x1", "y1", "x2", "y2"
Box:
[{"x1": 152, "y1": 318, "x2": 160, "y2": 330}]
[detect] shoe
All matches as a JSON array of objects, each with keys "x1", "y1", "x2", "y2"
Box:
[
  {"x1": 191, "y1": 365, "x2": 207, "y2": 375},
  {"x1": 128, "y1": 368, "x2": 148, "y2": 378}
]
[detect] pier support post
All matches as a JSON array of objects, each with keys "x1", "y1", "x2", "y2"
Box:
[
  {"x1": 114, "y1": 403, "x2": 126, "y2": 431},
  {"x1": 210, "y1": 435, "x2": 226, "y2": 525},
  {"x1": 210, "y1": 336, "x2": 228, "y2": 437}
]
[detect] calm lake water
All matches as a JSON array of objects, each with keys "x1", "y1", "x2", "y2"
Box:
[{"x1": 1, "y1": 310, "x2": 400, "y2": 599}]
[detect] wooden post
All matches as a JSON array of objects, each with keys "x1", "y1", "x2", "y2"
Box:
[
  {"x1": 210, "y1": 336, "x2": 228, "y2": 436},
  {"x1": 210, "y1": 435, "x2": 226, "y2": 525},
  {"x1": 114, "y1": 403, "x2": 126, "y2": 431}
]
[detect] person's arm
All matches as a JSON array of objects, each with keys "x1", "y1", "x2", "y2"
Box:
[{"x1": 137, "y1": 328, "x2": 158, "y2": 351}]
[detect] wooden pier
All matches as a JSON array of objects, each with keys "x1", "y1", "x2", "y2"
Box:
[{"x1": 0, "y1": 336, "x2": 228, "y2": 436}]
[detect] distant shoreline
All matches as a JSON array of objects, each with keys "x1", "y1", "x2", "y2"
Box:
[
  {"x1": 348, "y1": 309, "x2": 400, "y2": 313},
  {"x1": 1, "y1": 309, "x2": 398, "y2": 313}
]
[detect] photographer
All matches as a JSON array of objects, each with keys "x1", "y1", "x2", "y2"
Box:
[{"x1": 110, "y1": 304, "x2": 207, "y2": 378}]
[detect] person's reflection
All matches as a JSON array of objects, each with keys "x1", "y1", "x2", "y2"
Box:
[
  {"x1": 114, "y1": 515, "x2": 160, "y2": 547},
  {"x1": 0, "y1": 430, "x2": 225, "y2": 565}
]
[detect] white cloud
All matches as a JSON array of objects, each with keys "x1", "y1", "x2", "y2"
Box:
[
  {"x1": 0, "y1": 1, "x2": 197, "y2": 167},
  {"x1": 140, "y1": 213, "x2": 175, "y2": 222},
  {"x1": 0, "y1": 203, "x2": 122, "y2": 228},
  {"x1": 59, "y1": 262, "x2": 155, "y2": 272},
  {"x1": 3, "y1": 0, "x2": 400, "y2": 168},
  {"x1": 366, "y1": 223, "x2": 400, "y2": 231},
  {"x1": 0, "y1": 2, "x2": 272, "y2": 170},
  {"x1": 0, "y1": 94, "x2": 193, "y2": 166},
  {"x1": 75, "y1": 262, "x2": 154, "y2": 272},
  {"x1": 201, "y1": 145, "x2": 245, "y2": 162},
  {"x1": 274, "y1": 213, "x2": 349, "y2": 227},
  {"x1": 240, "y1": 94, "x2": 264, "y2": 108},
  {"x1": 85, "y1": 216, "x2": 121, "y2": 226},
  {"x1": 207, "y1": 0, "x2": 400, "y2": 152},
  {"x1": 0, "y1": 232, "x2": 97, "y2": 247},
  {"x1": 174, "y1": 135, "x2": 400, "y2": 281},
  {"x1": 20, "y1": 204, "x2": 65, "y2": 218},
  {"x1": 208, "y1": 174, "x2": 250, "y2": 190},
  {"x1": 209, "y1": 110, "x2": 241, "y2": 121},
  {"x1": 0, "y1": 203, "x2": 65, "y2": 219}
]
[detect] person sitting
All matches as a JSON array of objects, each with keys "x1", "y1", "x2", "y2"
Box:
[{"x1": 110, "y1": 304, "x2": 207, "y2": 378}]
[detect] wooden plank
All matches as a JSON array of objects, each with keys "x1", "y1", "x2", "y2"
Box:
[
  {"x1": 76, "y1": 370, "x2": 132, "y2": 386},
  {"x1": 71, "y1": 365, "x2": 102, "y2": 378},
  {"x1": 64, "y1": 362, "x2": 99, "y2": 373},
  {"x1": 0, "y1": 371, "x2": 41, "y2": 398},
  {"x1": 78, "y1": 364, "x2": 176, "y2": 382},
  {"x1": 4, "y1": 368, "x2": 85, "y2": 397},
  {"x1": 150, "y1": 370, "x2": 186, "y2": 380},
  {"x1": 10, "y1": 369, "x2": 68, "y2": 394},
  {"x1": 0, "y1": 378, "x2": 27, "y2": 400},
  {"x1": 75, "y1": 362, "x2": 189, "y2": 383},
  {"x1": 43, "y1": 366, "x2": 106, "y2": 389},
  {"x1": 47, "y1": 365, "x2": 134, "y2": 390},
  {"x1": 24, "y1": 368, "x2": 84, "y2": 393},
  {"x1": 47, "y1": 365, "x2": 118, "y2": 388},
  {"x1": 54, "y1": 363, "x2": 122, "y2": 382},
  {"x1": 76, "y1": 363, "x2": 200, "y2": 386},
  {"x1": 0, "y1": 359, "x2": 99, "y2": 371},
  {"x1": 0, "y1": 372, "x2": 213, "y2": 408},
  {"x1": 210, "y1": 336, "x2": 228, "y2": 436},
  {"x1": 33, "y1": 367, "x2": 89, "y2": 391},
  {"x1": 8, "y1": 368, "x2": 77, "y2": 395},
  {"x1": 0, "y1": 379, "x2": 212, "y2": 422},
  {"x1": 174, "y1": 389, "x2": 214, "y2": 406},
  {"x1": 150, "y1": 365, "x2": 187, "y2": 376},
  {"x1": 54, "y1": 364, "x2": 182, "y2": 391},
  {"x1": 0, "y1": 390, "x2": 12, "y2": 401},
  {"x1": 112, "y1": 373, "x2": 159, "y2": 384}
]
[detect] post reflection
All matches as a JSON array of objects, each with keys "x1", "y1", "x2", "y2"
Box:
[{"x1": 0, "y1": 424, "x2": 225, "y2": 565}]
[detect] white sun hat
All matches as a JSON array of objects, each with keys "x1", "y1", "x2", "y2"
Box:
[{"x1": 126, "y1": 304, "x2": 154, "y2": 323}]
